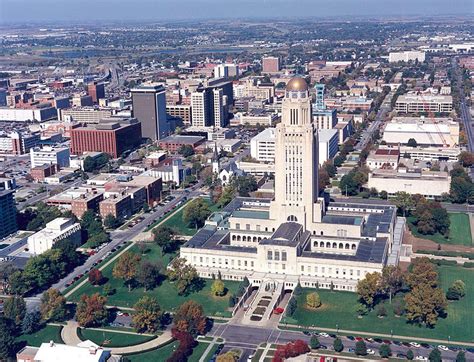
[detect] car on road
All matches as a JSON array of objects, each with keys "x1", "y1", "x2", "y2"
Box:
[
  {"x1": 303, "y1": 331, "x2": 311, "y2": 336},
  {"x1": 318, "y1": 345, "x2": 328, "y2": 350},
  {"x1": 410, "y1": 342, "x2": 421, "y2": 348},
  {"x1": 346, "y1": 336, "x2": 355, "y2": 340},
  {"x1": 318, "y1": 332, "x2": 329, "y2": 337},
  {"x1": 373, "y1": 338, "x2": 383, "y2": 343},
  {"x1": 420, "y1": 343, "x2": 432, "y2": 349},
  {"x1": 365, "y1": 338, "x2": 374, "y2": 342},
  {"x1": 414, "y1": 356, "x2": 428, "y2": 361},
  {"x1": 366, "y1": 349, "x2": 375, "y2": 355},
  {"x1": 348, "y1": 348, "x2": 355, "y2": 353},
  {"x1": 396, "y1": 353, "x2": 407, "y2": 359},
  {"x1": 438, "y1": 345, "x2": 449, "y2": 351},
  {"x1": 355, "y1": 337, "x2": 363, "y2": 341},
  {"x1": 383, "y1": 339, "x2": 391, "y2": 344}
]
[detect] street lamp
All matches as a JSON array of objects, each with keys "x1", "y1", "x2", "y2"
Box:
[
  {"x1": 336, "y1": 323, "x2": 339, "y2": 333},
  {"x1": 448, "y1": 335, "x2": 451, "y2": 343},
  {"x1": 390, "y1": 329, "x2": 393, "y2": 338}
]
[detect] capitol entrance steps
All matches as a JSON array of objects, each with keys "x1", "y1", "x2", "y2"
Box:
[{"x1": 241, "y1": 279, "x2": 284, "y2": 326}]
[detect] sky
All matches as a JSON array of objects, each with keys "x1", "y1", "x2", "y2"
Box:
[{"x1": 0, "y1": 0, "x2": 473, "y2": 24}]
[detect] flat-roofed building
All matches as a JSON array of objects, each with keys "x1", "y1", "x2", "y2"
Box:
[
  {"x1": 0, "y1": 189, "x2": 17, "y2": 239},
  {"x1": 366, "y1": 148, "x2": 400, "y2": 170},
  {"x1": 368, "y1": 168, "x2": 451, "y2": 198},
  {"x1": 158, "y1": 134, "x2": 205, "y2": 153},
  {"x1": 166, "y1": 104, "x2": 192, "y2": 125},
  {"x1": 27, "y1": 218, "x2": 81, "y2": 255},
  {"x1": 318, "y1": 129, "x2": 339, "y2": 166},
  {"x1": 99, "y1": 193, "x2": 133, "y2": 219},
  {"x1": 395, "y1": 94, "x2": 453, "y2": 113},
  {"x1": 47, "y1": 186, "x2": 104, "y2": 218},
  {"x1": 59, "y1": 107, "x2": 113, "y2": 123},
  {"x1": 313, "y1": 109, "x2": 337, "y2": 129},
  {"x1": 389, "y1": 51, "x2": 426, "y2": 63},
  {"x1": 262, "y1": 56, "x2": 281, "y2": 73},
  {"x1": 251, "y1": 128, "x2": 276, "y2": 163},
  {"x1": 30, "y1": 146, "x2": 70, "y2": 168}
]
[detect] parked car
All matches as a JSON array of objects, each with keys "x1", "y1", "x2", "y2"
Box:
[
  {"x1": 438, "y1": 345, "x2": 449, "y2": 351},
  {"x1": 410, "y1": 342, "x2": 421, "y2": 348},
  {"x1": 366, "y1": 349, "x2": 375, "y2": 355},
  {"x1": 319, "y1": 332, "x2": 329, "y2": 337}
]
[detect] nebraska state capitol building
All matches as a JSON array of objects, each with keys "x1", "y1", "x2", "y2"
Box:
[{"x1": 180, "y1": 77, "x2": 402, "y2": 292}]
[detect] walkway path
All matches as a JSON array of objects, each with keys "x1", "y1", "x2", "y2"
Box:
[
  {"x1": 61, "y1": 319, "x2": 174, "y2": 354},
  {"x1": 199, "y1": 338, "x2": 217, "y2": 362}
]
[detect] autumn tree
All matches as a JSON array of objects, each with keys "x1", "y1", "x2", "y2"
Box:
[
  {"x1": 173, "y1": 300, "x2": 207, "y2": 337},
  {"x1": 167, "y1": 257, "x2": 199, "y2": 295},
  {"x1": 3, "y1": 296, "x2": 26, "y2": 326},
  {"x1": 458, "y1": 151, "x2": 474, "y2": 167},
  {"x1": 136, "y1": 260, "x2": 162, "y2": 291},
  {"x1": 405, "y1": 257, "x2": 439, "y2": 289},
  {"x1": 40, "y1": 288, "x2": 67, "y2": 322},
  {"x1": 211, "y1": 279, "x2": 225, "y2": 296},
  {"x1": 393, "y1": 191, "x2": 414, "y2": 216},
  {"x1": 306, "y1": 292, "x2": 321, "y2": 309},
  {"x1": 446, "y1": 280, "x2": 466, "y2": 300},
  {"x1": 381, "y1": 265, "x2": 404, "y2": 303},
  {"x1": 183, "y1": 198, "x2": 211, "y2": 229},
  {"x1": 356, "y1": 272, "x2": 381, "y2": 308},
  {"x1": 132, "y1": 296, "x2": 163, "y2": 333},
  {"x1": 75, "y1": 293, "x2": 108, "y2": 327},
  {"x1": 112, "y1": 251, "x2": 141, "y2": 291},
  {"x1": 152, "y1": 225, "x2": 176, "y2": 253},
  {"x1": 404, "y1": 284, "x2": 447, "y2": 327},
  {"x1": 88, "y1": 268, "x2": 103, "y2": 285}
]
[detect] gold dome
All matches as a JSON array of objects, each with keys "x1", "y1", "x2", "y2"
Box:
[{"x1": 286, "y1": 77, "x2": 308, "y2": 92}]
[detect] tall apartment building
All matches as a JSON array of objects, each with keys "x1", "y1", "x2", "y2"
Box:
[
  {"x1": 87, "y1": 82, "x2": 105, "y2": 103},
  {"x1": 30, "y1": 146, "x2": 70, "y2": 168},
  {"x1": 131, "y1": 84, "x2": 169, "y2": 141},
  {"x1": 214, "y1": 64, "x2": 239, "y2": 79},
  {"x1": 262, "y1": 56, "x2": 281, "y2": 73},
  {"x1": 212, "y1": 88, "x2": 226, "y2": 128},
  {"x1": 70, "y1": 118, "x2": 142, "y2": 158},
  {"x1": 0, "y1": 189, "x2": 17, "y2": 239},
  {"x1": 191, "y1": 89, "x2": 212, "y2": 127}
]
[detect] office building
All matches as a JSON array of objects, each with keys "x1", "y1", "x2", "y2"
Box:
[
  {"x1": 59, "y1": 107, "x2": 113, "y2": 123},
  {"x1": 0, "y1": 189, "x2": 17, "y2": 240},
  {"x1": 0, "y1": 107, "x2": 57, "y2": 122},
  {"x1": 262, "y1": 56, "x2": 281, "y2": 73},
  {"x1": 70, "y1": 118, "x2": 142, "y2": 158},
  {"x1": 214, "y1": 63, "x2": 239, "y2": 79},
  {"x1": 389, "y1": 51, "x2": 426, "y2": 63},
  {"x1": 318, "y1": 129, "x2": 339, "y2": 165},
  {"x1": 166, "y1": 104, "x2": 192, "y2": 125},
  {"x1": 27, "y1": 218, "x2": 81, "y2": 255},
  {"x1": 250, "y1": 128, "x2": 277, "y2": 162},
  {"x1": 0, "y1": 131, "x2": 41, "y2": 155},
  {"x1": 366, "y1": 149, "x2": 400, "y2": 170},
  {"x1": 30, "y1": 146, "x2": 70, "y2": 169},
  {"x1": 212, "y1": 88, "x2": 227, "y2": 127},
  {"x1": 87, "y1": 82, "x2": 105, "y2": 104},
  {"x1": 47, "y1": 187, "x2": 104, "y2": 218},
  {"x1": 72, "y1": 95, "x2": 94, "y2": 107},
  {"x1": 313, "y1": 109, "x2": 337, "y2": 129},
  {"x1": 131, "y1": 84, "x2": 169, "y2": 140},
  {"x1": 395, "y1": 94, "x2": 453, "y2": 113},
  {"x1": 158, "y1": 134, "x2": 205, "y2": 153},
  {"x1": 191, "y1": 89, "x2": 211, "y2": 127},
  {"x1": 181, "y1": 78, "x2": 399, "y2": 297}
]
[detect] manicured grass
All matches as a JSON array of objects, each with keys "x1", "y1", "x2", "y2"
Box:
[
  {"x1": 282, "y1": 265, "x2": 474, "y2": 343},
  {"x1": 188, "y1": 341, "x2": 211, "y2": 362},
  {"x1": 125, "y1": 341, "x2": 179, "y2": 362},
  {"x1": 68, "y1": 243, "x2": 239, "y2": 317},
  {"x1": 205, "y1": 344, "x2": 221, "y2": 362},
  {"x1": 408, "y1": 213, "x2": 472, "y2": 246},
  {"x1": 16, "y1": 325, "x2": 63, "y2": 348},
  {"x1": 78, "y1": 328, "x2": 156, "y2": 347}
]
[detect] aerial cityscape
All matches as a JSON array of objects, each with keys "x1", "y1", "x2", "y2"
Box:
[{"x1": 0, "y1": 1, "x2": 473, "y2": 361}]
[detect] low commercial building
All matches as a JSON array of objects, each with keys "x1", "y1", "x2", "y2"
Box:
[
  {"x1": 30, "y1": 164, "x2": 58, "y2": 182},
  {"x1": 212, "y1": 139, "x2": 242, "y2": 154},
  {"x1": 237, "y1": 161, "x2": 275, "y2": 177},
  {"x1": 366, "y1": 149, "x2": 400, "y2": 170},
  {"x1": 399, "y1": 146, "x2": 460, "y2": 162},
  {"x1": 0, "y1": 106, "x2": 57, "y2": 122},
  {"x1": 27, "y1": 218, "x2": 81, "y2": 255},
  {"x1": 158, "y1": 135, "x2": 205, "y2": 153},
  {"x1": 146, "y1": 159, "x2": 190, "y2": 185},
  {"x1": 30, "y1": 146, "x2": 70, "y2": 168},
  {"x1": 47, "y1": 186, "x2": 104, "y2": 218},
  {"x1": 395, "y1": 94, "x2": 453, "y2": 113},
  {"x1": 70, "y1": 117, "x2": 142, "y2": 158},
  {"x1": 59, "y1": 107, "x2": 113, "y2": 123},
  {"x1": 367, "y1": 168, "x2": 451, "y2": 198},
  {"x1": 318, "y1": 129, "x2": 339, "y2": 166},
  {"x1": 17, "y1": 340, "x2": 111, "y2": 362},
  {"x1": 382, "y1": 117, "x2": 459, "y2": 147},
  {"x1": 238, "y1": 109, "x2": 279, "y2": 126}
]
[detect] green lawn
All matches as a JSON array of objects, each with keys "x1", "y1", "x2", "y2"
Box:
[
  {"x1": 408, "y1": 213, "x2": 472, "y2": 246},
  {"x1": 188, "y1": 341, "x2": 211, "y2": 362},
  {"x1": 68, "y1": 243, "x2": 239, "y2": 317},
  {"x1": 16, "y1": 325, "x2": 63, "y2": 348},
  {"x1": 125, "y1": 341, "x2": 179, "y2": 361},
  {"x1": 205, "y1": 344, "x2": 221, "y2": 362},
  {"x1": 282, "y1": 265, "x2": 474, "y2": 343},
  {"x1": 78, "y1": 328, "x2": 156, "y2": 347}
]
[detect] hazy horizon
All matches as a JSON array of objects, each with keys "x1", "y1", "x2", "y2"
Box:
[{"x1": 1, "y1": 0, "x2": 473, "y2": 25}]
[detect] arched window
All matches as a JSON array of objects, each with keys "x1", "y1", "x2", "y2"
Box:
[
  {"x1": 237, "y1": 235, "x2": 241, "y2": 241},
  {"x1": 339, "y1": 243, "x2": 344, "y2": 249},
  {"x1": 320, "y1": 241, "x2": 325, "y2": 247},
  {"x1": 242, "y1": 236, "x2": 247, "y2": 242},
  {"x1": 320, "y1": 231, "x2": 324, "y2": 235},
  {"x1": 345, "y1": 243, "x2": 350, "y2": 249},
  {"x1": 253, "y1": 236, "x2": 257, "y2": 242},
  {"x1": 332, "y1": 242, "x2": 337, "y2": 248},
  {"x1": 352, "y1": 244, "x2": 356, "y2": 250},
  {"x1": 287, "y1": 215, "x2": 298, "y2": 222},
  {"x1": 326, "y1": 242, "x2": 331, "y2": 248}
]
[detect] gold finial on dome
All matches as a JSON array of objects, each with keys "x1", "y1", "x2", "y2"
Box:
[{"x1": 285, "y1": 77, "x2": 308, "y2": 92}]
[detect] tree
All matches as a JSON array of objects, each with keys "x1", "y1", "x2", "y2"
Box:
[
  {"x1": 3, "y1": 295, "x2": 26, "y2": 326},
  {"x1": 406, "y1": 349, "x2": 414, "y2": 360},
  {"x1": 88, "y1": 269, "x2": 103, "y2": 286},
  {"x1": 183, "y1": 198, "x2": 211, "y2": 229},
  {"x1": 211, "y1": 279, "x2": 225, "y2": 296},
  {"x1": 405, "y1": 257, "x2": 439, "y2": 289},
  {"x1": 381, "y1": 265, "x2": 404, "y2": 303},
  {"x1": 333, "y1": 338, "x2": 344, "y2": 352},
  {"x1": 112, "y1": 251, "x2": 141, "y2": 291},
  {"x1": 393, "y1": 191, "x2": 414, "y2": 216},
  {"x1": 405, "y1": 284, "x2": 447, "y2": 327},
  {"x1": 450, "y1": 175, "x2": 474, "y2": 204},
  {"x1": 286, "y1": 296, "x2": 297, "y2": 317},
  {"x1": 446, "y1": 280, "x2": 466, "y2": 300},
  {"x1": 152, "y1": 225, "x2": 176, "y2": 253},
  {"x1": 456, "y1": 351, "x2": 466, "y2": 362},
  {"x1": 310, "y1": 335, "x2": 320, "y2": 349},
  {"x1": 132, "y1": 296, "x2": 163, "y2": 333},
  {"x1": 356, "y1": 272, "x2": 381, "y2": 308},
  {"x1": 293, "y1": 282, "x2": 302, "y2": 296},
  {"x1": 0, "y1": 262, "x2": 17, "y2": 295},
  {"x1": 355, "y1": 340, "x2": 367, "y2": 356},
  {"x1": 355, "y1": 303, "x2": 368, "y2": 317},
  {"x1": 376, "y1": 304, "x2": 387, "y2": 317},
  {"x1": 306, "y1": 292, "x2": 321, "y2": 309},
  {"x1": 458, "y1": 151, "x2": 474, "y2": 167},
  {"x1": 231, "y1": 175, "x2": 258, "y2": 197},
  {"x1": 22, "y1": 311, "x2": 41, "y2": 334},
  {"x1": 142, "y1": 202, "x2": 151, "y2": 213},
  {"x1": 75, "y1": 293, "x2": 108, "y2": 327},
  {"x1": 40, "y1": 288, "x2": 67, "y2": 322},
  {"x1": 379, "y1": 343, "x2": 392, "y2": 358},
  {"x1": 104, "y1": 214, "x2": 122, "y2": 229},
  {"x1": 429, "y1": 348, "x2": 442, "y2": 362},
  {"x1": 173, "y1": 300, "x2": 207, "y2": 337},
  {"x1": 136, "y1": 260, "x2": 162, "y2": 291},
  {"x1": 178, "y1": 145, "x2": 195, "y2": 157},
  {"x1": 167, "y1": 258, "x2": 200, "y2": 295},
  {"x1": 0, "y1": 317, "x2": 16, "y2": 360}
]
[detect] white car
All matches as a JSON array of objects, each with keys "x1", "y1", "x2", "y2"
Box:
[
  {"x1": 438, "y1": 345, "x2": 449, "y2": 351},
  {"x1": 319, "y1": 332, "x2": 329, "y2": 337},
  {"x1": 410, "y1": 342, "x2": 421, "y2": 348},
  {"x1": 116, "y1": 311, "x2": 124, "y2": 316},
  {"x1": 415, "y1": 356, "x2": 428, "y2": 361},
  {"x1": 366, "y1": 349, "x2": 375, "y2": 355}
]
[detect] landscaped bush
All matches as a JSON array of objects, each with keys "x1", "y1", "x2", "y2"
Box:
[
  {"x1": 463, "y1": 262, "x2": 474, "y2": 268},
  {"x1": 417, "y1": 250, "x2": 474, "y2": 260},
  {"x1": 431, "y1": 259, "x2": 457, "y2": 266}
]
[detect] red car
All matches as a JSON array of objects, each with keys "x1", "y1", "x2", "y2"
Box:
[
  {"x1": 355, "y1": 337, "x2": 363, "y2": 341},
  {"x1": 273, "y1": 307, "x2": 284, "y2": 314}
]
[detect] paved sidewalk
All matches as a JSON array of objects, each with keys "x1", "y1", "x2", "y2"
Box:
[
  {"x1": 199, "y1": 338, "x2": 216, "y2": 362},
  {"x1": 281, "y1": 323, "x2": 474, "y2": 347}
]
